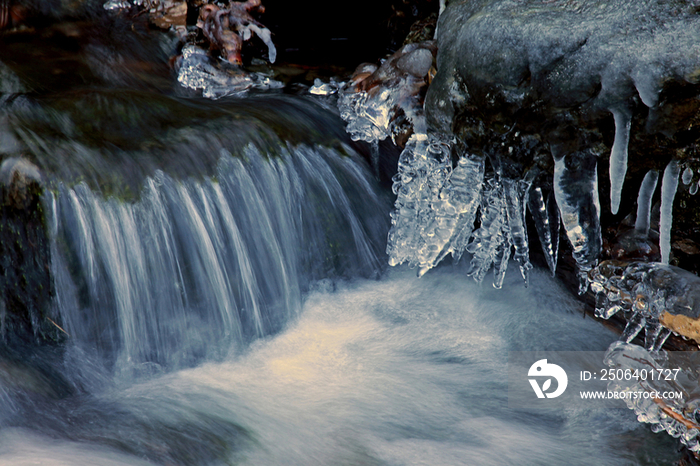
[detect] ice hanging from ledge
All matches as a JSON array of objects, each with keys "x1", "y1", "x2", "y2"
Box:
[
  {"x1": 528, "y1": 187, "x2": 560, "y2": 276},
  {"x1": 609, "y1": 108, "x2": 632, "y2": 215},
  {"x1": 635, "y1": 170, "x2": 659, "y2": 236},
  {"x1": 660, "y1": 160, "x2": 680, "y2": 265},
  {"x1": 503, "y1": 177, "x2": 533, "y2": 286},
  {"x1": 466, "y1": 177, "x2": 510, "y2": 287},
  {"x1": 384, "y1": 134, "x2": 536, "y2": 286},
  {"x1": 386, "y1": 133, "x2": 452, "y2": 269},
  {"x1": 418, "y1": 152, "x2": 484, "y2": 275},
  {"x1": 553, "y1": 150, "x2": 602, "y2": 293}
]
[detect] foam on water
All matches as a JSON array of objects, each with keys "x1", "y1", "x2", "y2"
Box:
[{"x1": 0, "y1": 268, "x2": 679, "y2": 466}]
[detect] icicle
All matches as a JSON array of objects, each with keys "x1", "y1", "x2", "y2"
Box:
[
  {"x1": 660, "y1": 160, "x2": 680, "y2": 265},
  {"x1": 682, "y1": 167, "x2": 693, "y2": 185},
  {"x1": 644, "y1": 321, "x2": 663, "y2": 351},
  {"x1": 621, "y1": 312, "x2": 646, "y2": 343},
  {"x1": 467, "y1": 177, "x2": 509, "y2": 284},
  {"x1": 421, "y1": 153, "x2": 484, "y2": 273},
  {"x1": 527, "y1": 187, "x2": 559, "y2": 276},
  {"x1": 503, "y1": 178, "x2": 532, "y2": 286},
  {"x1": 652, "y1": 328, "x2": 672, "y2": 352},
  {"x1": 246, "y1": 24, "x2": 277, "y2": 64},
  {"x1": 492, "y1": 231, "x2": 512, "y2": 289},
  {"x1": 553, "y1": 150, "x2": 602, "y2": 292},
  {"x1": 634, "y1": 170, "x2": 658, "y2": 236},
  {"x1": 386, "y1": 134, "x2": 451, "y2": 269},
  {"x1": 609, "y1": 108, "x2": 632, "y2": 215}
]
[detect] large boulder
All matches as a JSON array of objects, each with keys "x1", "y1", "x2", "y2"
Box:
[{"x1": 425, "y1": 0, "x2": 700, "y2": 272}]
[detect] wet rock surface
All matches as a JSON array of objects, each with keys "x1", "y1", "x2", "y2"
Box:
[{"x1": 0, "y1": 158, "x2": 62, "y2": 348}]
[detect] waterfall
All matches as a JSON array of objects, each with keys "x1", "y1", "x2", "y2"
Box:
[{"x1": 45, "y1": 144, "x2": 389, "y2": 374}]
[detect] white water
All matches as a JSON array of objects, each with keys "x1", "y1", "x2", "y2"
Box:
[{"x1": 0, "y1": 268, "x2": 678, "y2": 466}]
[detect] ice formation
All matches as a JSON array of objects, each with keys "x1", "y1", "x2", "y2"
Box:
[
  {"x1": 418, "y1": 150, "x2": 484, "y2": 275},
  {"x1": 609, "y1": 109, "x2": 632, "y2": 215},
  {"x1": 177, "y1": 45, "x2": 282, "y2": 99},
  {"x1": 385, "y1": 132, "x2": 539, "y2": 287},
  {"x1": 605, "y1": 342, "x2": 700, "y2": 452},
  {"x1": 338, "y1": 0, "x2": 699, "y2": 296},
  {"x1": 635, "y1": 170, "x2": 659, "y2": 236},
  {"x1": 683, "y1": 167, "x2": 694, "y2": 185},
  {"x1": 466, "y1": 177, "x2": 511, "y2": 288},
  {"x1": 338, "y1": 87, "x2": 396, "y2": 144},
  {"x1": 338, "y1": 42, "x2": 436, "y2": 145},
  {"x1": 528, "y1": 187, "x2": 560, "y2": 276},
  {"x1": 385, "y1": 133, "x2": 453, "y2": 270},
  {"x1": 553, "y1": 150, "x2": 602, "y2": 293},
  {"x1": 660, "y1": 160, "x2": 680, "y2": 265},
  {"x1": 503, "y1": 177, "x2": 533, "y2": 285},
  {"x1": 589, "y1": 260, "x2": 700, "y2": 350},
  {"x1": 309, "y1": 79, "x2": 342, "y2": 96}
]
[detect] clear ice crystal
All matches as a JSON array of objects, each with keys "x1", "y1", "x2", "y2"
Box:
[
  {"x1": 589, "y1": 260, "x2": 700, "y2": 350},
  {"x1": 621, "y1": 311, "x2": 646, "y2": 343},
  {"x1": 635, "y1": 170, "x2": 659, "y2": 236},
  {"x1": 528, "y1": 187, "x2": 559, "y2": 277},
  {"x1": 605, "y1": 342, "x2": 699, "y2": 451},
  {"x1": 466, "y1": 177, "x2": 511, "y2": 287},
  {"x1": 553, "y1": 150, "x2": 602, "y2": 290},
  {"x1": 338, "y1": 89, "x2": 395, "y2": 144},
  {"x1": 418, "y1": 152, "x2": 484, "y2": 275},
  {"x1": 609, "y1": 108, "x2": 632, "y2": 215},
  {"x1": 177, "y1": 45, "x2": 282, "y2": 100},
  {"x1": 660, "y1": 160, "x2": 680, "y2": 265},
  {"x1": 386, "y1": 133, "x2": 452, "y2": 270},
  {"x1": 503, "y1": 177, "x2": 533, "y2": 286}
]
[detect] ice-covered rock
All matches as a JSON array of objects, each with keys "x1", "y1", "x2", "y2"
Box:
[
  {"x1": 589, "y1": 260, "x2": 700, "y2": 348},
  {"x1": 176, "y1": 45, "x2": 282, "y2": 99},
  {"x1": 338, "y1": 41, "x2": 436, "y2": 145},
  {"x1": 424, "y1": 0, "x2": 700, "y2": 275},
  {"x1": 605, "y1": 342, "x2": 700, "y2": 452}
]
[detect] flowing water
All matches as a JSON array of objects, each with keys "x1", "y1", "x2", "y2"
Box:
[
  {"x1": 0, "y1": 38, "x2": 682, "y2": 465},
  {"x1": 0, "y1": 266, "x2": 680, "y2": 466}
]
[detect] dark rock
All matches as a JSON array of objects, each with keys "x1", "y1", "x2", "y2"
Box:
[{"x1": 0, "y1": 158, "x2": 63, "y2": 347}]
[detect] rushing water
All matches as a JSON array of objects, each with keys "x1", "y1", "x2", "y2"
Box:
[
  {"x1": 0, "y1": 267, "x2": 680, "y2": 466},
  {"x1": 0, "y1": 41, "x2": 682, "y2": 464}
]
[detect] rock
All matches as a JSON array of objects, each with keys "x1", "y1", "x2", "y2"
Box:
[
  {"x1": 0, "y1": 158, "x2": 62, "y2": 347},
  {"x1": 424, "y1": 0, "x2": 700, "y2": 278},
  {"x1": 426, "y1": 0, "x2": 700, "y2": 179}
]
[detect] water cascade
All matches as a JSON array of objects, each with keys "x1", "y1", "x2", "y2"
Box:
[
  {"x1": 43, "y1": 144, "x2": 388, "y2": 373},
  {"x1": 2, "y1": 0, "x2": 700, "y2": 464}
]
